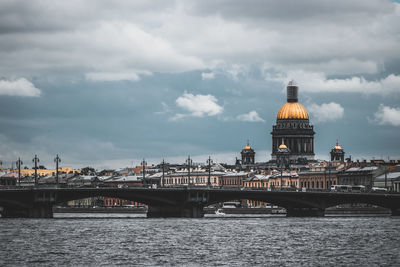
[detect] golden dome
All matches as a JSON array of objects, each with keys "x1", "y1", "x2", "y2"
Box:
[
  {"x1": 278, "y1": 140, "x2": 287, "y2": 149},
  {"x1": 333, "y1": 140, "x2": 342, "y2": 150},
  {"x1": 277, "y1": 102, "x2": 309, "y2": 120},
  {"x1": 244, "y1": 140, "x2": 252, "y2": 150}
]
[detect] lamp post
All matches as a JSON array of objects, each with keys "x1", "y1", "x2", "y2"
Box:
[
  {"x1": 384, "y1": 165, "x2": 388, "y2": 189},
  {"x1": 324, "y1": 163, "x2": 327, "y2": 190},
  {"x1": 161, "y1": 159, "x2": 168, "y2": 187},
  {"x1": 186, "y1": 156, "x2": 192, "y2": 186},
  {"x1": 16, "y1": 158, "x2": 23, "y2": 187},
  {"x1": 141, "y1": 158, "x2": 147, "y2": 186},
  {"x1": 54, "y1": 154, "x2": 61, "y2": 186},
  {"x1": 32, "y1": 155, "x2": 40, "y2": 186},
  {"x1": 328, "y1": 160, "x2": 331, "y2": 189},
  {"x1": 207, "y1": 156, "x2": 213, "y2": 187}
]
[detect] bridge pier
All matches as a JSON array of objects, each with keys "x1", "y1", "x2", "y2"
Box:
[
  {"x1": 1, "y1": 205, "x2": 53, "y2": 218},
  {"x1": 147, "y1": 204, "x2": 204, "y2": 218},
  {"x1": 391, "y1": 209, "x2": 400, "y2": 216},
  {"x1": 286, "y1": 207, "x2": 325, "y2": 217}
]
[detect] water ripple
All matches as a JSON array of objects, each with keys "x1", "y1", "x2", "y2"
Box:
[{"x1": 0, "y1": 216, "x2": 399, "y2": 266}]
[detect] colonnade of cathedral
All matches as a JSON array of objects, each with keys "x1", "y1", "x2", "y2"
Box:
[{"x1": 272, "y1": 136, "x2": 314, "y2": 155}]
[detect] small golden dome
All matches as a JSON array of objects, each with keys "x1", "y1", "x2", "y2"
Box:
[
  {"x1": 279, "y1": 140, "x2": 287, "y2": 149},
  {"x1": 277, "y1": 102, "x2": 309, "y2": 120},
  {"x1": 333, "y1": 140, "x2": 342, "y2": 150},
  {"x1": 244, "y1": 140, "x2": 251, "y2": 150}
]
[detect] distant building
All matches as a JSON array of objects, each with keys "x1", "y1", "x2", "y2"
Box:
[
  {"x1": 337, "y1": 166, "x2": 385, "y2": 190},
  {"x1": 374, "y1": 171, "x2": 400, "y2": 192},
  {"x1": 298, "y1": 166, "x2": 338, "y2": 190},
  {"x1": 0, "y1": 173, "x2": 17, "y2": 186},
  {"x1": 243, "y1": 174, "x2": 270, "y2": 189},
  {"x1": 271, "y1": 81, "x2": 315, "y2": 163},
  {"x1": 330, "y1": 140, "x2": 345, "y2": 163},
  {"x1": 241, "y1": 141, "x2": 255, "y2": 165},
  {"x1": 103, "y1": 175, "x2": 143, "y2": 187},
  {"x1": 220, "y1": 172, "x2": 250, "y2": 188},
  {"x1": 8, "y1": 166, "x2": 80, "y2": 177},
  {"x1": 164, "y1": 171, "x2": 223, "y2": 187},
  {"x1": 268, "y1": 171, "x2": 299, "y2": 189}
]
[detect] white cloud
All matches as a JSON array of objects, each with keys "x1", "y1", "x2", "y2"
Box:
[
  {"x1": 373, "y1": 104, "x2": 400, "y2": 126},
  {"x1": 173, "y1": 93, "x2": 223, "y2": 119},
  {"x1": 85, "y1": 71, "x2": 151, "y2": 81},
  {"x1": 268, "y1": 71, "x2": 400, "y2": 94},
  {"x1": 307, "y1": 102, "x2": 344, "y2": 122},
  {"x1": 201, "y1": 72, "x2": 215, "y2": 80},
  {"x1": 0, "y1": 78, "x2": 41, "y2": 97},
  {"x1": 236, "y1": 110, "x2": 265, "y2": 122}
]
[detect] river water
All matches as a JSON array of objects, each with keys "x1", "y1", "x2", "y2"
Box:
[{"x1": 1, "y1": 214, "x2": 399, "y2": 266}]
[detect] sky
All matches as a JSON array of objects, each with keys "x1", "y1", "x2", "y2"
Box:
[{"x1": 0, "y1": 0, "x2": 400, "y2": 169}]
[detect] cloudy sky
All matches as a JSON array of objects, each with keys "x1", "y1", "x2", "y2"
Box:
[{"x1": 1, "y1": 0, "x2": 400, "y2": 169}]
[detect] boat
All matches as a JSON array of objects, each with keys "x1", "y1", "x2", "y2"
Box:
[{"x1": 215, "y1": 208, "x2": 226, "y2": 215}]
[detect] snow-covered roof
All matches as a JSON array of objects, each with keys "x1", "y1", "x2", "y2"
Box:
[
  {"x1": 1, "y1": 172, "x2": 18, "y2": 178},
  {"x1": 346, "y1": 166, "x2": 378, "y2": 172},
  {"x1": 104, "y1": 175, "x2": 141, "y2": 182},
  {"x1": 375, "y1": 172, "x2": 400, "y2": 181},
  {"x1": 222, "y1": 171, "x2": 249, "y2": 177}
]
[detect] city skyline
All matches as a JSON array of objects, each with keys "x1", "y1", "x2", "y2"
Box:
[{"x1": 1, "y1": 0, "x2": 400, "y2": 168}]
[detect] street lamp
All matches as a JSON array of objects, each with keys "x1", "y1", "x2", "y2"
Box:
[
  {"x1": 54, "y1": 154, "x2": 61, "y2": 186},
  {"x1": 186, "y1": 156, "x2": 192, "y2": 186},
  {"x1": 161, "y1": 159, "x2": 168, "y2": 187},
  {"x1": 16, "y1": 158, "x2": 23, "y2": 187},
  {"x1": 32, "y1": 155, "x2": 40, "y2": 186},
  {"x1": 207, "y1": 156, "x2": 213, "y2": 187},
  {"x1": 141, "y1": 158, "x2": 147, "y2": 186},
  {"x1": 328, "y1": 160, "x2": 331, "y2": 189}
]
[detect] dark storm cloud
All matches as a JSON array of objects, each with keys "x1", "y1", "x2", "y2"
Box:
[
  {"x1": 187, "y1": 0, "x2": 392, "y2": 21},
  {"x1": 0, "y1": 0, "x2": 399, "y2": 79},
  {"x1": 0, "y1": 0, "x2": 399, "y2": 167},
  {"x1": 0, "y1": 0, "x2": 174, "y2": 33}
]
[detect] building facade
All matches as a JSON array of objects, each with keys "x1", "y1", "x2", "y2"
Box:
[
  {"x1": 241, "y1": 141, "x2": 255, "y2": 165},
  {"x1": 331, "y1": 141, "x2": 345, "y2": 162},
  {"x1": 164, "y1": 171, "x2": 223, "y2": 187},
  {"x1": 298, "y1": 168, "x2": 338, "y2": 190},
  {"x1": 220, "y1": 172, "x2": 249, "y2": 188},
  {"x1": 8, "y1": 166, "x2": 80, "y2": 177},
  {"x1": 337, "y1": 166, "x2": 385, "y2": 190},
  {"x1": 271, "y1": 81, "x2": 315, "y2": 163}
]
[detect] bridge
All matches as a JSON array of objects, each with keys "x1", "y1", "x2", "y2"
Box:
[{"x1": 1, "y1": 187, "x2": 399, "y2": 218}]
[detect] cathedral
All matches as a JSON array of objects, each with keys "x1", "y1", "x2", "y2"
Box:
[{"x1": 271, "y1": 81, "x2": 315, "y2": 163}]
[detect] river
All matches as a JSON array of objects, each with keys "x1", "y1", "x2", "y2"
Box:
[{"x1": 1, "y1": 214, "x2": 399, "y2": 266}]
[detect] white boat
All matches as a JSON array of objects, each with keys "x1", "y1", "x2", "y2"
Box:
[{"x1": 215, "y1": 208, "x2": 226, "y2": 215}]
